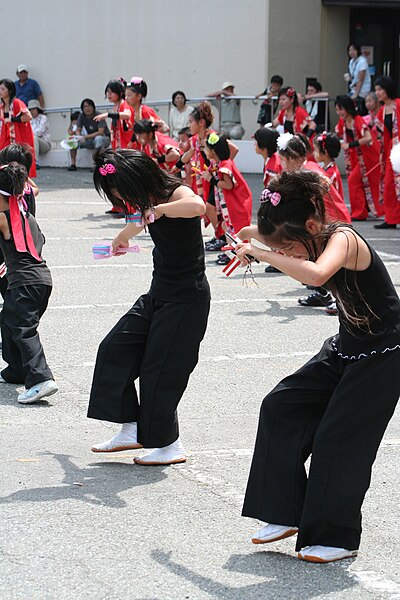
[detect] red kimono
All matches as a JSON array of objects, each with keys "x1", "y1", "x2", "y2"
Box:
[
  {"x1": 375, "y1": 99, "x2": 400, "y2": 225},
  {"x1": 304, "y1": 160, "x2": 351, "y2": 223},
  {"x1": 323, "y1": 162, "x2": 344, "y2": 200},
  {"x1": 143, "y1": 133, "x2": 178, "y2": 172},
  {"x1": 336, "y1": 116, "x2": 382, "y2": 220},
  {"x1": 216, "y1": 159, "x2": 252, "y2": 233},
  {"x1": 277, "y1": 106, "x2": 315, "y2": 143},
  {"x1": 110, "y1": 100, "x2": 133, "y2": 149},
  {"x1": 263, "y1": 153, "x2": 282, "y2": 187},
  {"x1": 190, "y1": 130, "x2": 216, "y2": 201},
  {"x1": 0, "y1": 98, "x2": 36, "y2": 177}
]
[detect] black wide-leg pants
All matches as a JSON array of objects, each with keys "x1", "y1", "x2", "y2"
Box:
[
  {"x1": 242, "y1": 336, "x2": 400, "y2": 551},
  {"x1": 87, "y1": 294, "x2": 210, "y2": 448},
  {"x1": 0, "y1": 284, "x2": 53, "y2": 388}
]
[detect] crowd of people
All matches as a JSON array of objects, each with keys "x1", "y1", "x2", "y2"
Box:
[{"x1": 0, "y1": 47, "x2": 399, "y2": 566}]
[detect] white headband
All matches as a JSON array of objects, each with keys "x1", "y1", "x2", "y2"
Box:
[{"x1": 0, "y1": 189, "x2": 11, "y2": 196}]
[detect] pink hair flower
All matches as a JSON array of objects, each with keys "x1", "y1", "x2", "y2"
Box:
[
  {"x1": 260, "y1": 189, "x2": 281, "y2": 206},
  {"x1": 99, "y1": 163, "x2": 116, "y2": 176}
]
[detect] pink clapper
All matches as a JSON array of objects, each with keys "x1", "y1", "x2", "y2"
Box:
[{"x1": 92, "y1": 242, "x2": 141, "y2": 260}]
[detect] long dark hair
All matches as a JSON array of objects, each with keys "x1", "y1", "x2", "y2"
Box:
[
  {"x1": 133, "y1": 119, "x2": 158, "y2": 137},
  {"x1": 0, "y1": 79, "x2": 16, "y2": 103},
  {"x1": 259, "y1": 170, "x2": 376, "y2": 331},
  {"x1": 93, "y1": 148, "x2": 181, "y2": 213},
  {"x1": 0, "y1": 162, "x2": 27, "y2": 196}
]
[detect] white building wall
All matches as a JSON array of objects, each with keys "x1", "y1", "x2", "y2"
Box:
[{"x1": 2, "y1": 0, "x2": 270, "y2": 141}]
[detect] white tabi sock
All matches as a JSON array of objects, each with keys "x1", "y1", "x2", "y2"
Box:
[{"x1": 134, "y1": 437, "x2": 187, "y2": 465}]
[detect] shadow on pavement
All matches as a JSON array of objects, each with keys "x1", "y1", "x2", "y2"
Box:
[
  {"x1": 151, "y1": 548, "x2": 357, "y2": 599},
  {"x1": 0, "y1": 452, "x2": 166, "y2": 508}
]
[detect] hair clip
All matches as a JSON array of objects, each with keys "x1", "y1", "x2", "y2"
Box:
[
  {"x1": 207, "y1": 132, "x2": 220, "y2": 145},
  {"x1": 286, "y1": 87, "x2": 296, "y2": 98},
  {"x1": 277, "y1": 132, "x2": 294, "y2": 151},
  {"x1": 260, "y1": 189, "x2": 281, "y2": 206},
  {"x1": 317, "y1": 132, "x2": 328, "y2": 149},
  {"x1": 99, "y1": 163, "x2": 116, "y2": 176}
]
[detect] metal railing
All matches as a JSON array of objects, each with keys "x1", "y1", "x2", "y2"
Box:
[{"x1": 41, "y1": 96, "x2": 333, "y2": 143}]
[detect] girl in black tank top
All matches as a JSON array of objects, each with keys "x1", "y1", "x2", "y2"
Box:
[
  {"x1": 0, "y1": 162, "x2": 57, "y2": 404},
  {"x1": 88, "y1": 149, "x2": 210, "y2": 466},
  {"x1": 235, "y1": 171, "x2": 400, "y2": 563}
]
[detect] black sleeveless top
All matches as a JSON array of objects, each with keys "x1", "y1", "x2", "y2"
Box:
[
  {"x1": 0, "y1": 210, "x2": 52, "y2": 289},
  {"x1": 148, "y1": 215, "x2": 210, "y2": 304},
  {"x1": 329, "y1": 241, "x2": 400, "y2": 359}
]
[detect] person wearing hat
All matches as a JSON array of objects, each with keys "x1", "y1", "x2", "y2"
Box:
[
  {"x1": 15, "y1": 65, "x2": 44, "y2": 108},
  {"x1": 28, "y1": 100, "x2": 51, "y2": 169},
  {"x1": 207, "y1": 81, "x2": 245, "y2": 140}
]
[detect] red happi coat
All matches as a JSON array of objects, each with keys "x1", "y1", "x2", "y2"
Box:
[
  {"x1": 323, "y1": 162, "x2": 344, "y2": 200},
  {"x1": 142, "y1": 133, "x2": 179, "y2": 172},
  {"x1": 375, "y1": 99, "x2": 400, "y2": 224},
  {"x1": 110, "y1": 100, "x2": 134, "y2": 149},
  {"x1": 216, "y1": 159, "x2": 252, "y2": 233},
  {"x1": 190, "y1": 130, "x2": 216, "y2": 200},
  {"x1": 336, "y1": 116, "x2": 382, "y2": 219},
  {"x1": 303, "y1": 160, "x2": 351, "y2": 223},
  {"x1": 0, "y1": 98, "x2": 36, "y2": 177},
  {"x1": 130, "y1": 104, "x2": 164, "y2": 150},
  {"x1": 263, "y1": 153, "x2": 282, "y2": 187}
]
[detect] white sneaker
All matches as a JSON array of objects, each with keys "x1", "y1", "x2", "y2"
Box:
[
  {"x1": 252, "y1": 523, "x2": 299, "y2": 544},
  {"x1": 91, "y1": 422, "x2": 142, "y2": 452},
  {"x1": 17, "y1": 379, "x2": 59, "y2": 404},
  {"x1": 133, "y1": 438, "x2": 187, "y2": 466},
  {"x1": 298, "y1": 545, "x2": 358, "y2": 563}
]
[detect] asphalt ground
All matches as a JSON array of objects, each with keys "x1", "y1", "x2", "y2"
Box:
[{"x1": 0, "y1": 168, "x2": 399, "y2": 600}]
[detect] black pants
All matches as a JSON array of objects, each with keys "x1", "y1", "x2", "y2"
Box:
[
  {"x1": 242, "y1": 336, "x2": 400, "y2": 551},
  {"x1": 87, "y1": 294, "x2": 210, "y2": 448},
  {"x1": 0, "y1": 284, "x2": 53, "y2": 388}
]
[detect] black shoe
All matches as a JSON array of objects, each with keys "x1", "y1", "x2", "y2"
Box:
[
  {"x1": 351, "y1": 217, "x2": 366, "y2": 222},
  {"x1": 264, "y1": 265, "x2": 282, "y2": 274},
  {"x1": 205, "y1": 237, "x2": 227, "y2": 251},
  {"x1": 374, "y1": 222, "x2": 397, "y2": 229},
  {"x1": 215, "y1": 254, "x2": 231, "y2": 265},
  {"x1": 298, "y1": 291, "x2": 333, "y2": 307},
  {"x1": 67, "y1": 165, "x2": 77, "y2": 171}
]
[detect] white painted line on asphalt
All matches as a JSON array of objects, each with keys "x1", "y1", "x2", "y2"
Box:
[
  {"x1": 369, "y1": 238, "x2": 400, "y2": 242},
  {"x1": 378, "y1": 251, "x2": 400, "y2": 260},
  {"x1": 38, "y1": 201, "x2": 105, "y2": 205},
  {"x1": 47, "y1": 298, "x2": 303, "y2": 310},
  {"x1": 50, "y1": 263, "x2": 151, "y2": 270},
  {"x1": 346, "y1": 569, "x2": 400, "y2": 599}
]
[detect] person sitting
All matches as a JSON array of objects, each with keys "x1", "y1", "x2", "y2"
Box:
[
  {"x1": 14, "y1": 64, "x2": 44, "y2": 107},
  {"x1": 207, "y1": 82, "x2": 245, "y2": 140},
  {"x1": 68, "y1": 99, "x2": 110, "y2": 171},
  {"x1": 27, "y1": 100, "x2": 51, "y2": 169}
]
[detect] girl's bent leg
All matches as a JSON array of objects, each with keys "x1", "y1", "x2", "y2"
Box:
[
  {"x1": 87, "y1": 295, "x2": 152, "y2": 424},
  {"x1": 242, "y1": 338, "x2": 343, "y2": 526},
  {"x1": 296, "y1": 349, "x2": 400, "y2": 552},
  {"x1": 138, "y1": 300, "x2": 210, "y2": 449}
]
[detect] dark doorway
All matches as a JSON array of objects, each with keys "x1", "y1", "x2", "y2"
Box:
[{"x1": 350, "y1": 7, "x2": 400, "y2": 92}]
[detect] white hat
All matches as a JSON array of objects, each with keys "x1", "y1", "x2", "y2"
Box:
[
  {"x1": 221, "y1": 81, "x2": 235, "y2": 90},
  {"x1": 27, "y1": 99, "x2": 41, "y2": 110},
  {"x1": 17, "y1": 64, "x2": 28, "y2": 73}
]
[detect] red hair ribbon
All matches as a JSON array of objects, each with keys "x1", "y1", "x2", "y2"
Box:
[
  {"x1": 286, "y1": 87, "x2": 296, "y2": 98},
  {"x1": 9, "y1": 195, "x2": 41, "y2": 262}
]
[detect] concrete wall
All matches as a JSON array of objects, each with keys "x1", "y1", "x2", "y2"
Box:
[
  {"x1": 268, "y1": 0, "x2": 322, "y2": 93},
  {"x1": 2, "y1": 0, "x2": 270, "y2": 140}
]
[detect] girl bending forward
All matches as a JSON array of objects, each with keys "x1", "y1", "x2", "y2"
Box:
[
  {"x1": 235, "y1": 170, "x2": 400, "y2": 563},
  {"x1": 88, "y1": 149, "x2": 210, "y2": 465}
]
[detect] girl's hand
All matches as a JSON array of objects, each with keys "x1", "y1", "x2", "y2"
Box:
[
  {"x1": 112, "y1": 236, "x2": 129, "y2": 253},
  {"x1": 341, "y1": 142, "x2": 349, "y2": 151},
  {"x1": 235, "y1": 241, "x2": 257, "y2": 265},
  {"x1": 142, "y1": 207, "x2": 160, "y2": 224},
  {"x1": 3, "y1": 117, "x2": 11, "y2": 124},
  {"x1": 94, "y1": 113, "x2": 108, "y2": 122},
  {"x1": 201, "y1": 170, "x2": 212, "y2": 182}
]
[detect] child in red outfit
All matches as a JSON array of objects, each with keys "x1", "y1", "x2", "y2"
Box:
[
  {"x1": 204, "y1": 133, "x2": 252, "y2": 265},
  {"x1": 313, "y1": 132, "x2": 344, "y2": 200}
]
